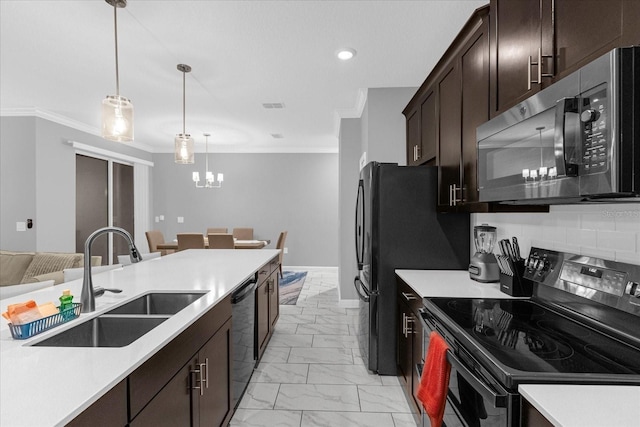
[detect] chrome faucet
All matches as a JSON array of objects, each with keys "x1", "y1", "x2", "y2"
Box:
[{"x1": 81, "y1": 227, "x2": 143, "y2": 313}]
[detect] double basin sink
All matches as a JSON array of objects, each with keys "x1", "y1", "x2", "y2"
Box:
[{"x1": 33, "y1": 292, "x2": 207, "y2": 348}]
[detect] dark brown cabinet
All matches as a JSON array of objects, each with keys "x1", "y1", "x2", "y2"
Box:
[
  {"x1": 404, "y1": 89, "x2": 437, "y2": 166},
  {"x1": 396, "y1": 278, "x2": 424, "y2": 419},
  {"x1": 128, "y1": 295, "x2": 233, "y2": 427},
  {"x1": 256, "y1": 259, "x2": 280, "y2": 360},
  {"x1": 65, "y1": 380, "x2": 127, "y2": 427},
  {"x1": 490, "y1": 0, "x2": 640, "y2": 117},
  {"x1": 437, "y1": 63, "x2": 462, "y2": 208}
]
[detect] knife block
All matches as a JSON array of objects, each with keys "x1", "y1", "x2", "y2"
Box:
[{"x1": 499, "y1": 260, "x2": 533, "y2": 297}]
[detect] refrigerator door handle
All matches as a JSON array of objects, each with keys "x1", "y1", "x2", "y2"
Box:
[
  {"x1": 353, "y1": 276, "x2": 370, "y2": 302},
  {"x1": 355, "y1": 179, "x2": 365, "y2": 271}
]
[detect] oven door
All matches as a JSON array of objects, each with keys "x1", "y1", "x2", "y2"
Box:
[{"x1": 421, "y1": 310, "x2": 519, "y2": 427}]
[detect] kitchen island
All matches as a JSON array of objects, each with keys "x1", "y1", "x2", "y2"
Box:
[{"x1": 0, "y1": 249, "x2": 280, "y2": 426}]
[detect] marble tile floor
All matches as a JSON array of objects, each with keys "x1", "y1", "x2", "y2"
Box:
[{"x1": 230, "y1": 267, "x2": 416, "y2": 427}]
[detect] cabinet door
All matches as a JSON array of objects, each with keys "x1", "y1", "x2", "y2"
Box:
[
  {"x1": 490, "y1": 0, "x2": 543, "y2": 116},
  {"x1": 67, "y1": 380, "x2": 128, "y2": 427},
  {"x1": 197, "y1": 318, "x2": 232, "y2": 427},
  {"x1": 129, "y1": 358, "x2": 195, "y2": 427},
  {"x1": 256, "y1": 280, "x2": 270, "y2": 359},
  {"x1": 554, "y1": 0, "x2": 639, "y2": 78},
  {"x1": 420, "y1": 90, "x2": 437, "y2": 164},
  {"x1": 406, "y1": 107, "x2": 421, "y2": 166},
  {"x1": 437, "y1": 63, "x2": 462, "y2": 208},
  {"x1": 268, "y1": 271, "x2": 279, "y2": 330},
  {"x1": 410, "y1": 314, "x2": 424, "y2": 412},
  {"x1": 397, "y1": 301, "x2": 412, "y2": 387},
  {"x1": 461, "y1": 20, "x2": 489, "y2": 205}
]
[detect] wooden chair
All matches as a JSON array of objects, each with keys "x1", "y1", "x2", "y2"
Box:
[
  {"x1": 232, "y1": 227, "x2": 254, "y2": 240},
  {"x1": 177, "y1": 233, "x2": 205, "y2": 251},
  {"x1": 276, "y1": 231, "x2": 287, "y2": 278},
  {"x1": 206, "y1": 227, "x2": 228, "y2": 234},
  {"x1": 207, "y1": 233, "x2": 235, "y2": 249}
]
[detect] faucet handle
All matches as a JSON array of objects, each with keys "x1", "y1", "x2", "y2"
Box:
[{"x1": 94, "y1": 287, "x2": 123, "y2": 297}]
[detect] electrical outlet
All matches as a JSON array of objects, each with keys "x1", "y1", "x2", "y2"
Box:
[
  {"x1": 16, "y1": 222, "x2": 26, "y2": 232},
  {"x1": 159, "y1": 215, "x2": 165, "y2": 221},
  {"x1": 177, "y1": 217, "x2": 184, "y2": 223},
  {"x1": 284, "y1": 247, "x2": 288, "y2": 254}
]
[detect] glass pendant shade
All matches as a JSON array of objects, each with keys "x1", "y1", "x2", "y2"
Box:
[
  {"x1": 175, "y1": 133, "x2": 194, "y2": 164},
  {"x1": 102, "y1": 95, "x2": 134, "y2": 142}
]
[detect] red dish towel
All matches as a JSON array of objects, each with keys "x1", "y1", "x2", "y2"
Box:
[{"x1": 417, "y1": 331, "x2": 451, "y2": 427}]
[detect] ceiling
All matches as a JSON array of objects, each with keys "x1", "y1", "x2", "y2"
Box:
[{"x1": 0, "y1": 0, "x2": 486, "y2": 154}]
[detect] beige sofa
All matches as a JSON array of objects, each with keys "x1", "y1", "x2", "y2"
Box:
[{"x1": 0, "y1": 250, "x2": 102, "y2": 287}]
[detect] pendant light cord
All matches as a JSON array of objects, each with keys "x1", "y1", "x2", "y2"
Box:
[
  {"x1": 182, "y1": 71, "x2": 186, "y2": 135},
  {"x1": 113, "y1": 2, "x2": 120, "y2": 96}
]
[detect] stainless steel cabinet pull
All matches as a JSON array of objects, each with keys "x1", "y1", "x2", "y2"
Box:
[
  {"x1": 202, "y1": 358, "x2": 209, "y2": 390},
  {"x1": 402, "y1": 313, "x2": 407, "y2": 337},
  {"x1": 402, "y1": 292, "x2": 417, "y2": 301},
  {"x1": 406, "y1": 316, "x2": 414, "y2": 335},
  {"x1": 191, "y1": 365, "x2": 204, "y2": 396}
]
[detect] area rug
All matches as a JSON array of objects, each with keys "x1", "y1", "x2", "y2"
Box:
[{"x1": 279, "y1": 271, "x2": 307, "y2": 305}]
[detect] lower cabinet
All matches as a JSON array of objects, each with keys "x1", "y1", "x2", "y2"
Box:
[
  {"x1": 256, "y1": 260, "x2": 280, "y2": 360},
  {"x1": 65, "y1": 380, "x2": 128, "y2": 427},
  {"x1": 397, "y1": 278, "x2": 425, "y2": 420},
  {"x1": 128, "y1": 295, "x2": 233, "y2": 427}
]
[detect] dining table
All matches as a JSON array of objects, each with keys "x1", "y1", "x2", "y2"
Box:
[{"x1": 157, "y1": 238, "x2": 270, "y2": 251}]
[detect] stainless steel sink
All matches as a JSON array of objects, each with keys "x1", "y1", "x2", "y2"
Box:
[
  {"x1": 32, "y1": 316, "x2": 168, "y2": 347},
  {"x1": 105, "y1": 292, "x2": 207, "y2": 315}
]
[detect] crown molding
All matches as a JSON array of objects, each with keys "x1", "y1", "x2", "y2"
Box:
[
  {"x1": 333, "y1": 88, "x2": 368, "y2": 136},
  {"x1": 0, "y1": 107, "x2": 155, "y2": 153}
]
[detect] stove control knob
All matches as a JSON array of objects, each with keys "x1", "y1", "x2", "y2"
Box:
[
  {"x1": 581, "y1": 109, "x2": 598, "y2": 123},
  {"x1": 630, "y1": 282, "x2": 640, "y2": 298}
]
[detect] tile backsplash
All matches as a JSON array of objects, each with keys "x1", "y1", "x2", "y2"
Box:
[{"x1": 472, "y1": 203, "x2": 640, "y2": 265}]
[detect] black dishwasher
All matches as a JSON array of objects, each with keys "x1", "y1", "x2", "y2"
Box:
[{"x1": 230, "y1": 275, "x2": 257, "y2": 409}]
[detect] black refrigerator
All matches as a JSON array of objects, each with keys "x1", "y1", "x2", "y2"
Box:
[{"x1": 354, "y1": 162, "x2": 469, "y2": 375}]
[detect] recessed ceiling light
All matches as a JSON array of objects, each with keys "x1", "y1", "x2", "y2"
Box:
[{"x1": 337, "y1": 48, "x2": 356, "y2": 61}]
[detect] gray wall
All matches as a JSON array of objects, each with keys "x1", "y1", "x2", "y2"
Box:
[
  {"x1": 0, "y1": 116, "x2": 153, "y2": 252},
  {"x1": 151, "y1": 152, "x2": 339, "y2": 267},
  {"x1": 338, "y1": 87, "x2": 417, "y2": 301}
]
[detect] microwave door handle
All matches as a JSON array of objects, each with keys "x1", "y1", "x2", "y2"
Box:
[
  {"x1": 446, "y1": 350, "x2": 508, "y2": 408},
  {"x1": 554, "y1": 97, "x2": 579, "y2": 177}
]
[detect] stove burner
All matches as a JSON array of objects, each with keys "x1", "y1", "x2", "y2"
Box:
[
  {"x1": 537, "y1": 319, "x2": 592, "y2": 339},
  {"x1": 523, "y1": 331, "x2": 574, "y2": 361}
]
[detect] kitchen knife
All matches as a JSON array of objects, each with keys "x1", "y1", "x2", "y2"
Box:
[{"x1": 512, "y1": 237, "x2": 521, "y2": 260}]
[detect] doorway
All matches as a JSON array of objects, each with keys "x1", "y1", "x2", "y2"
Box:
[{"x1": 75, "y1": 154, "x2": 134, "y2": 264}]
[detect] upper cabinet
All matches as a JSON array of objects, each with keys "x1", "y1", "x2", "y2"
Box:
[
  {"x1": 405, "y1": 0, "x2": 638, "y2": 212},
  {"x1": 490, "y1": 0, "x2": 640, "y2": 117}
]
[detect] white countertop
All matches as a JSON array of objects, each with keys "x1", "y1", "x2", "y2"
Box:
[
  {"x1": 0, "y1": 249, "x2": 279, "y2": 427},
  {"x1": 520, "y1": 384, "x2": 640, "y2": 427},
  {"x1": 395, "y1": 269, "x2": 513, "y2": 299},
  {"x1": 397, "y1": 269, "x2": 640, "y2": 427}
]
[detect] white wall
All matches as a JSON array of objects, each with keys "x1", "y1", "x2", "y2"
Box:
[
  {"x1": 0, "y1": 116, "x2": 154, "y2": 252},
  {"x1": 473, "y1": 203, "x2": 640, "y2": 263},
  {"x1": 151, "y1": 152, "x2": 339, "y2": 267}
]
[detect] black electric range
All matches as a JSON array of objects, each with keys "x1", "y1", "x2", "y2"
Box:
[{"x1": 421, "y1": 248, "x2": 640, "y2": 426}]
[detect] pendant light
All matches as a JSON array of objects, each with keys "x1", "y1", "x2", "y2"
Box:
[
  {"x1": 193, "y1": 133, "x2": 224, "y2": 188},
  {"x1": 175, "y1": 64, "x2": 194, "y2": 164},
  {"x1": 101, "y1": 0, "x2": 134, "y2": 142}
]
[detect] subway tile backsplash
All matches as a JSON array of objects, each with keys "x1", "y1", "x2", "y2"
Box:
[{"x1": 472, "y1": 203, "x2": 640, "y2": 264}]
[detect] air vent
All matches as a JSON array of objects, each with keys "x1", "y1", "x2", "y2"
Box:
[
  {"x1": 270, "y1": 133, "x2": 284, "y2": 139},
  {"x1": 262, "y1": 103, "x2": 285, "y2": 109}
]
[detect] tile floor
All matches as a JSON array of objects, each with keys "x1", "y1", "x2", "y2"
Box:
[{"x1": 230, "y1": 267, "x2": 417, "y2": 427}]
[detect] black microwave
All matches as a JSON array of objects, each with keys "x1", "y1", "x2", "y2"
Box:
[{"x1": 477, "y1": 47, "x2": 639, "y2": 204}]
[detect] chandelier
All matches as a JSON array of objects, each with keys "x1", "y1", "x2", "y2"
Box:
[{"x1": 193, "y1": 133, "x2": 224, "y2": 188}]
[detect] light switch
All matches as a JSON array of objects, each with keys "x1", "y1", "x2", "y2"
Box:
[
  {"x1": 177, "y1": 217, "x2": 184, "y2": 223},
  {"x1": 16, "y1": 222, "x2": 26, "y2": 232},
  {"x1": 159, "y1": 215, "x2": 165, "y2": 221},
  {"x1": 284, "y1": 247, "x2": 288, "y2": 254},
  {"x1": 155, "y1": 216, "x2": 159, "y2": 223}
]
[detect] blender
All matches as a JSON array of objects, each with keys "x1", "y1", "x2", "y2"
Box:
[{"x1": 469, "y1": 224, "x2": 500, "y2": 282}]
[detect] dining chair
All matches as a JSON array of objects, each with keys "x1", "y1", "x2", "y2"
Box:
[
  {"x1": 207, "y1": 233, "x2": 235, "y2": 249},
  {"x1": 232, "y1": 227, "x2": 254, "y2": 240},
  {"x1": 276, "y1": 231, "x2": 288, "y2": 278},
  {"x1": 206, "y1": 227, "x2": 228, "y2": 234},
  {"x1": 177, "y1": 233, "x2": 205, "y2": 251},
  {"x1": 146, "y1": 230, "x2": 174, "y2": 256}
]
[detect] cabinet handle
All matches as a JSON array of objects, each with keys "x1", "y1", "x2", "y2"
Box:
[
  {"x1": 191, "y1": 365, "x2": 204, "y2": 396},
  {"x1": 402, "y1": 313, "x2": 407, "y2": 337},
  {"x1": 201, "y1": 358, "x2": 209, "y2": 390},
  {"x1": 451, "y1": 185, "x2": 463, "y2": 206},
  {"x1": 402, "y1": 292, "x2": 417, "y2": 301},
  {"x1": 406, "y1": 316, "x2": 414, "y2": 335},
  {"x1": 529, "y1": 48, "x2": 554, "y2": 90}
]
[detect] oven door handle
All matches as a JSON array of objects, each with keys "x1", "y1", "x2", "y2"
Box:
[{"x1": 446, "y1": 350, "x2": 508, "y2": 408}]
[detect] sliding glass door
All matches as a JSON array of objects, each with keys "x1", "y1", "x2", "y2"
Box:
[{"x1": 76, "y1": 154, "x2": 134, "y2": 265}]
